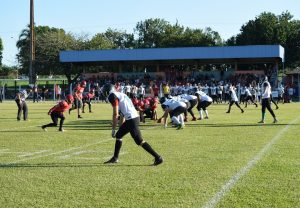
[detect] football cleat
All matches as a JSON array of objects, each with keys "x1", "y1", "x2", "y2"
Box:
[
  {"x1": 153, "y1": 156, "x2": 163, "y2": 166},
  {"x1": 42, "y1": 125, "x2": 47, "y2": 132},
  {"x1": 104, "y1": 157, "x2": 118, "y2": 164}
]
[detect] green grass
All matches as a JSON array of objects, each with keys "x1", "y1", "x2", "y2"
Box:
[{"x1": 0, "y1": 101, "x2": 300, "y2": 208}]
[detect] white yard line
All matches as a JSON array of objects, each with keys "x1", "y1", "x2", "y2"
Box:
[
  {"x1": 0, "y1": 124, "x2": 161, "y2": 166},
  {"x1": 0, "y1": 139, "x2": 112, "y2": 166},
  {"x1": 202, "y1": 115, "x2": 300, "y2": 208},
  {"x1": 19, "y1": 150, "x2": 51, "y2": 157}
]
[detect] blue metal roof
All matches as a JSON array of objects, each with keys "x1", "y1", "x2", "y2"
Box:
[{"x1": 60, "y1": 45, "x2": 284, "y2": 63}]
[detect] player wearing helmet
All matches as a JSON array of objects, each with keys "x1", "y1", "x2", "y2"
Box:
[
  {"x1": 258, "y1": 78, "x2": 278, "y2": 124},
  {"x1": 69, "y1": 80, "x2": 86, "y2": 118},
  {"x1": 42, "y1": 94, "x2": 74, "y2": 132},
  {"x1": 102, "y1": 83, "x2": 163, "y2": 166}
]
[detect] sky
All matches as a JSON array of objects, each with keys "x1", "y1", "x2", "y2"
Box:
[{"x1": 1, "y1": 0, "x2": 300, "y2": 66}]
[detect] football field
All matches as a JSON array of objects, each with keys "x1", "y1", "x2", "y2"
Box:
[{"x1": 0, "y1": 101, "x2": 300, "y2": 207}]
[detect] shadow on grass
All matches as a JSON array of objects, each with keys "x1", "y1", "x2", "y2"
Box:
[
  {"x1": 185, "y1": 123, "x2": 299, "y2": 128},
  {"x1": 0, "y1": 162, "x2": 152, "y2": 168}
]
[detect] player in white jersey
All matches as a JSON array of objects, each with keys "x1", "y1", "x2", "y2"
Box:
[
  {"x1": 258, "y1": 77, "x2": 278, "y2": 124},
  {"x1": 226, "y1": 85, "x2": 244, "y2": 114},
  {"x1": 158, "y1": 98, "x2": 187, "y2": 129},
  {"x1": 102, "y1": 84, "x2": 163, "y2": 166},
  {"x1": 195, "y1": 90, "x2": 212, "y2": 120},
  {"x1": 244, "y1": 86, "x2": 258, "y2": 108},
  {"x1": 179, "y1": 94, "x2": 198, "y2": 121},
  {"x1": 15, "y1": 89, "x2": 31, "y2": 121}
]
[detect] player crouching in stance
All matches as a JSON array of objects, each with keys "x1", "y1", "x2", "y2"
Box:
[
  {"x1": 42, "y1": 95, "x2": 74, "y2": 132},
  {"x1": 179, "y1": 94, "x2": 198, "y2": 121},
  {"x1": 195, "y1": 90, "x2": 212, "y2": 120},
  {"x1": 158, "y1": 97, "x2": 187, "y2": 129},
  {"x1": 102, "y1": 84, "x2": 163, "y2": 166}
]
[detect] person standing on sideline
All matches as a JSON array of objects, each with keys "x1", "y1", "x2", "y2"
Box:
[
  {"x1": 42, "y1": 94, "x2": 74, "y2": 132},
  {"x1": 258, "y1": 77, "x2": 278, "y2": 124},
  {"x1": 226, "y1": 85, "x2": 244, "y2": 114},
  {"x1": 15, "y1": 88, "x2": 31, "y2": 121},
  {"x1": 102, "y1": 83, "x2": 163, "y2": 166}
]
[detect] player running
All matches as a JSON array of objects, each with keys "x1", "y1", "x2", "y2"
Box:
[
  {"x1": 42, "y1": 94, "x2": 74, "y2": 132},
  {"x1": 102, "y1": 84, "x2": 163, "y2": 166},
  {"x1": 244, "y1": 86, "x2": 258, "y2": 108},
  {"x1": 226, "y1": 85, "x2": 244, "y2": 114},
  {"x1": 82, "y1": 88, "x2": 95, "y2": 113}
]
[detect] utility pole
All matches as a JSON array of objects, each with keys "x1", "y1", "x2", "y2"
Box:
[{"x1": 29, "y1": 0, "x2": 35, "y2": 85}]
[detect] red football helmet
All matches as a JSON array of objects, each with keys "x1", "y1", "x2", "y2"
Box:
[
  {"x1": 66, "y1": 94, "x2": 74, "y2": 103},
  {"x1": 81, "y1": 80, "x2": 87, "y2": 86}
]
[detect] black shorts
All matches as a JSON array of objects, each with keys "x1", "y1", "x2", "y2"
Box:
[
  {"x1": 116, "y1": 117, "x2": 143, "y2": 145},
  {"x1": 197, "y1": 101, "x2": 212, "y2": 111},
  {"x1": 170, "y1": 106, "x2": 187, "y2": 117},
  {"x1": 188, "y1": 99, "x2": 197, "y2": 110},
  {"x1": 74, "y1": 98, "x2": 83, "y2": 108},
  {"x1": 51, "y1": 111, "x2": 65, "y2": 125}
]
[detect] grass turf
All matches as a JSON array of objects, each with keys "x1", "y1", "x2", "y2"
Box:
[{"x1": 0, "y1": 101, "x2": 300, "y2": 207}]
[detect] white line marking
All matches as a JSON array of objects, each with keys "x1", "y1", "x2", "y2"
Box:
[
  {"x1": 0, "y1": 124, "x2": 161, "y2": 166},
  {"x1": 0, "y1": 139, "x2": 112, "y2": 166},
  {"x1": 203, "y1": 116, "x2": 300, "y2": 208},
  {"x1": 19, "y1": 150, "x2": 51, "y2": 157}
]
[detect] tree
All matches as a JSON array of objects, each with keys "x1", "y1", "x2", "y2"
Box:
[
  {"x1": 135, "y1": 18, "x2": 169, "y2": 48},
  {"x1": 103, "y1": 28, "x2": 135, "y2": 49},
  {"x1": 229, "y1": 11, "x2": 300, "y2": 67}
]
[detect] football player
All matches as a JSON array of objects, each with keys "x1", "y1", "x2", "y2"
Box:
[
  {"x1": 226, "y1": 85, "x2": 244, "y2": 114},
  {"x1": 102, "y1": 84, "x2": 163, "y2": 166},
  {"x1": 42, "y1": 94, "x2": 74, "y2": 132}
]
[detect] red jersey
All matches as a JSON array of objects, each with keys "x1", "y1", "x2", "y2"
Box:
[
  {"x1": 83, "y1": 92, "x2": 95, "y2": 99},
  {"x1": 153, "y1": 86, "x2": 159, "y2": 96},
  {"x1": 49, "y1": 100, "x2": 71, "y2": 113},
  {"x1": 74, "y1": 86, "x2": 85, "y2": 99}
]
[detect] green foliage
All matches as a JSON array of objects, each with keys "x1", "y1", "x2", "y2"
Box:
[
  {"x1": 231, "y1": 11, "x2": 300, "y2": 67},
  {"x1": 0, "y1": 102, "x2": 300, "y2": 207}
]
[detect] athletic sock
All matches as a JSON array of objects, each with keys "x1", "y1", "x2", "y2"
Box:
[
  {"x1": 113, "y1": 139, "x2": 122, "y2": 159},
  {"x1": 141, "y1": 142, "x2": 160, "y2": 159},
  {"x1": 199, "y1": 110, "x2": 203, "y2": 119},
  {"x1": 171, "y1": 116, "x2": 180, "y2": 125},
  {"x1": 262, "y1": 112, "x2": 266, "y2": 121},
  {"x1": 205, "y1": 110, "x2": 209, "y2": 117}
]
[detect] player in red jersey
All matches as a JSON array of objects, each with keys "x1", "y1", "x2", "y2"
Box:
[
  {"x1": 82, "y1": 88, "x2": 95, "y2": 113},
  {"x1": 149, "y1": 96, "x2": 159, "y2": 120},
  {"x1": 42, "y1": 94, "x2": 74, "y2": 132},
  {"x1": 69, "y1": 80, "x2": 86, "y2": 118}
]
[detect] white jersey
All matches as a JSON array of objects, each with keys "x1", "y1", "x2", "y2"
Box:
[
  {"x1": 195, "y1": 91, "x2": 212, "y2": 102},
  {"x1": 108, "y1": 92, "x2": 139, "y2": 120},
  {"x1": 179, "y1": 94, "x2": 197, "y2": 101},
  {"x1": 162, "y1": 99, "x2": 187, "y2": 110},
  {"x1": 262, "y1": 81, "x2": 271, "y2": 99},
  {"x1": 230, "y1": 89, "x2": 238, "y2": 102},
  {"x1": 245, "y1": 88, "x2": 252, "y2": 97}
]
